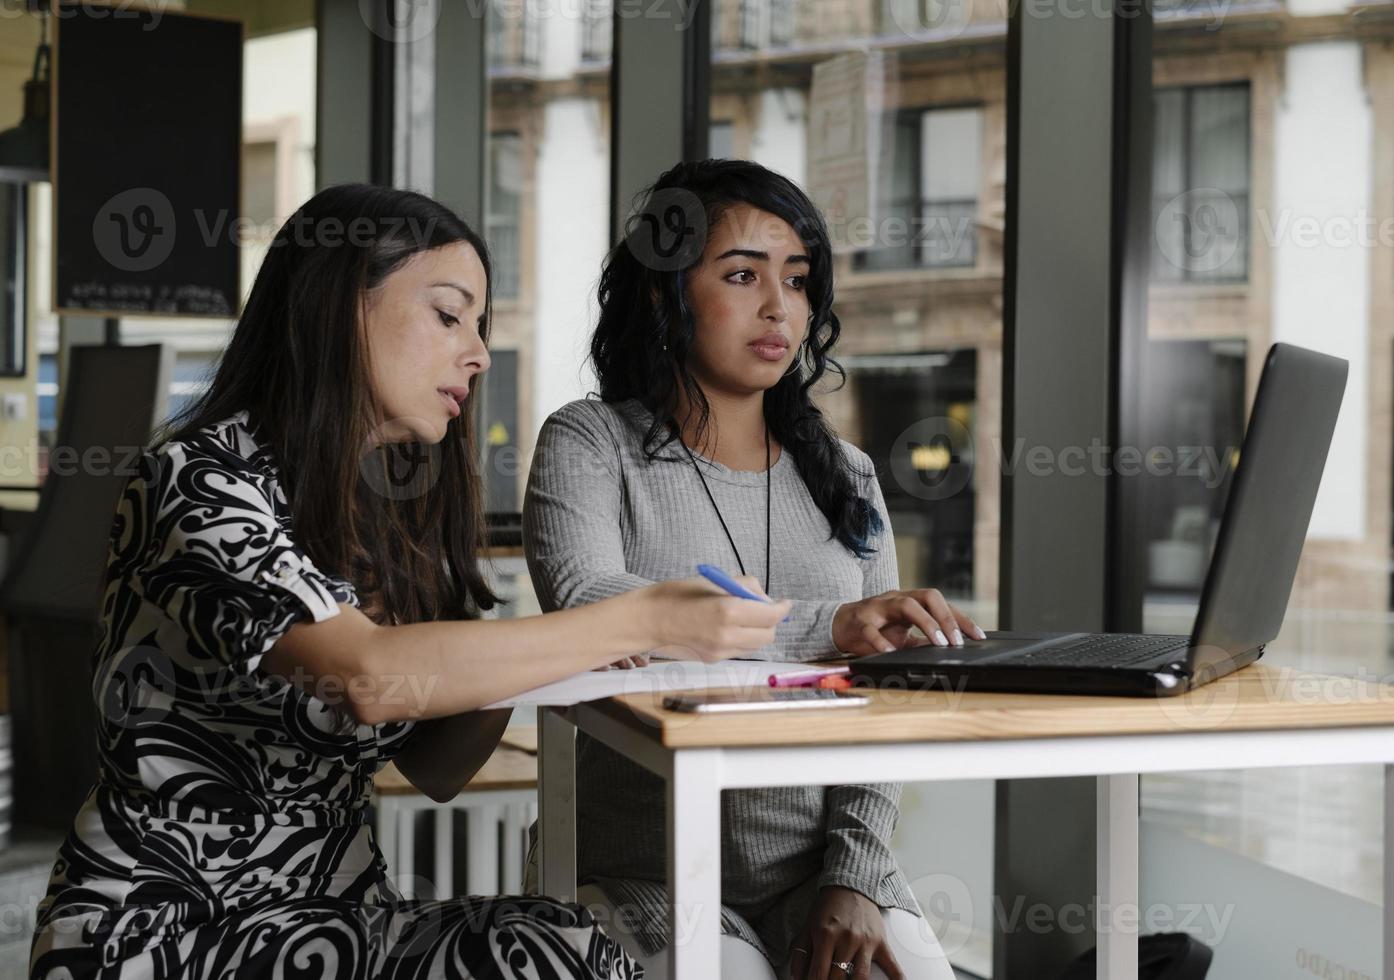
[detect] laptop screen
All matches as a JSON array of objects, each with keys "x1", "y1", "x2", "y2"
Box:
[{"x1": 1188, "y1": 343, "x2": 1348, "y2": 676}]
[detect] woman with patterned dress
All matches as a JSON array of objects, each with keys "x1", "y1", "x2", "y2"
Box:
[{"x1": 28, "y1": 183, "x2": 792, "y2": 979}]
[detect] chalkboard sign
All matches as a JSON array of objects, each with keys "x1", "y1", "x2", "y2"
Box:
[{"x1": 52, "y1": 3, "x2": 242, "y2": 318}]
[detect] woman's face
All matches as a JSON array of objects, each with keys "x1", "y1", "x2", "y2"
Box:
[
  {"x1": 682, "y1": 203, "x2": 812, "y2": 399},
  {"x1": 362, "y1": 241, "x2": 491, "y2": 445}
]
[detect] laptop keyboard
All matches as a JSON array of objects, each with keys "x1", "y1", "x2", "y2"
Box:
[{"x1": 993, "y1": 634, "x2": 1191, "y2": 669}]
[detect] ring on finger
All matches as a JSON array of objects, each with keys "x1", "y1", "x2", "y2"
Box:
[{"x1": 834, "y1": 960, "x2": 854, "y2": 977}]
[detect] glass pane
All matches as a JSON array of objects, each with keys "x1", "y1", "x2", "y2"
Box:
[
  {"x1": 1141, "y1": 27, "x2": 1382, "y2": 974},
  {"x1": 710, "y1": 12, "x2": 1005, "y2": 973},
  {"x1": 486, "y1": 0, "x2": 612, "y2": 617}
]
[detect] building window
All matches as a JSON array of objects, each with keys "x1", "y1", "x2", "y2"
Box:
[
  {"x1": 733, "y1": 0, "x2": 795, "y2": 50},
  {"x1": 580, "y1": 0, "x2": 611, "y2": 62},
  {"x1": 738, "y1": 0, "x2": 761, "y2": 48},
  {"x1": 488, "y1": 133, "x2": 523, "y2": 301},
  {"x1": 850, "y1": 349, "x2": 979, "y2": 597},
  {"x1": 488, "y1": 0, "x2": 539, "y2": 68},
  {"x1": 855, "y1": 105, "x2": 982, "y2": 272},
  {"x1": 1151, "y1": 83, "x2": 1250, "y2": 283}
]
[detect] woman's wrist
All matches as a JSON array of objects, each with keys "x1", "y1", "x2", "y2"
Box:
[
  {"x1": 829, "y1": 600, "x2": 855, "y2": 654},
  {"x1": 613, "y1": 586, "x2": 662, "y2": 656}
]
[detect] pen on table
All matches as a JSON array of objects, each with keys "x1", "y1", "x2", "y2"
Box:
[
  {"x1": 697, "y1": 564, "x2": 793, "y2": 622},
  {"x1": 769, "y1": 666, "x2": 850, "y2": 688}
]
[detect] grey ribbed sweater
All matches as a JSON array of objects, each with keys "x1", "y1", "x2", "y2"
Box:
[{"x1": 521, "y1": 397, "x2": 919, "y2": 964}]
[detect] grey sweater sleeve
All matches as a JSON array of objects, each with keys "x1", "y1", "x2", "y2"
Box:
[
  {"x1": 818, "y1": 460, "x2": 906, "y2": 902},
  {"x1": 523, "y1": 401, "x2": 847, "y2": 660},
  {"x1": 522, "y1": 402, "x2": 652, "y2": 613}
]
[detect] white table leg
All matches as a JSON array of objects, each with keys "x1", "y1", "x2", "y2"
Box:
[
  {"x1": 667, "y1": 749, "x2": 722, "y2": 979},
  {"x1": 375, "y1": 796, "x2": 399, "y2": 880},
  {"x1": 502, "y1": 802, "x2": 526, "y2": 894},
  {"x1": 434, "y1": 807, "x2": 454, "y2": 899},
  {"x1": 398, "y1": 805, "x2": 418, "y2": 898},
  {"x1": 1384, "y1": 765, "x2": 1394, "y2": 980},
  {"x1": 539, "y1": 708, "x2": 578, "y2": 902},
  {"x1": 468, "y1": 804, "x2": 502, "y2": 897},
  {"x1": 1097, "y1": 774, "x2": 1140, "y2": 980}
]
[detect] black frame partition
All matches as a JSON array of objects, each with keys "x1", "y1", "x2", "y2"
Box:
[
  {"x1": 316, "y1": 0, "x2": 396, "y2": 190},
  {"x1": 996, "y1": 0, "x2": 1155, "y2": 976}
]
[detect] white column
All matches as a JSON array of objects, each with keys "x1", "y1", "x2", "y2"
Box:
[{"x1": 1097, "y1": 774, "x2": 1140, "y2": 980}]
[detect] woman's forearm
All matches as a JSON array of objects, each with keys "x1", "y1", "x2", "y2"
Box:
[
  {"x1": 269, "y1": 588, "x2": 659, "y2": 724},
  {"x1": 391, "y1": 708, "x2": 512, "y2": 802}
]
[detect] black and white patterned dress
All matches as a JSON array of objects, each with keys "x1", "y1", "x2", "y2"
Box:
[{"x1": 29, "y1": 411, "x2": 641, "y2": 980}]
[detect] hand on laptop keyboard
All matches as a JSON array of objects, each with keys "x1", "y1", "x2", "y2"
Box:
[{"x1": 832, "y1": 588, "x2": 987, "y2": 656}]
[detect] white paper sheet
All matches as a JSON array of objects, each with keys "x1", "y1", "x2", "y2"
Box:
[{"x1": 485, "y1": 660, "x2": 824, "y2": 709}]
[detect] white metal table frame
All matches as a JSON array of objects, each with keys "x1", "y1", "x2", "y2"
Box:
[{"x1": 537, "y1": 704, "x2": 1394, "y2": 980}]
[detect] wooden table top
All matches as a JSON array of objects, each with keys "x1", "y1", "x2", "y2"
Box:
[
  {"x1": 576, "y1": 664, "x2": 1394, "y2": 750},
  {"x1": 374, "y1": 745, "x2": 538, "y2": 796}
]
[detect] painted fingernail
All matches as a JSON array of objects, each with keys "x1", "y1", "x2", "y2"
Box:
[
  {"x1": 974, "y1": 626, "x2": 987, "y2": 640},
  {"x1": 953, "y1": 629, "x2": 964, "y2": 647},
  {"x1": 935, "y1": 630, "x2": 948, "y2": 647}
]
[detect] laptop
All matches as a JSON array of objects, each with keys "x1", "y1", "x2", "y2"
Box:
[{"x1": 855, "y1": 342, "x2": 1348, "y2": 697}]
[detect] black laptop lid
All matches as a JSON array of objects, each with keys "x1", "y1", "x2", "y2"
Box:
[{"x1": 1189, "y1": 343, "x2": 1347, "y2": 674}]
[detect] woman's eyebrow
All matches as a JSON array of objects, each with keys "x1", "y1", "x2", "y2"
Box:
[
  {"x1": 428, "y1": 281, "x2": 476, "y2": 306},
  {"x1": 714, "y1": 247, "x2": 810, "y2": 265}
]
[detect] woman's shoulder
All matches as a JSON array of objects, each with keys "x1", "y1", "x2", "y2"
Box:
[
  {"x1": 542, "y1": 397, "x2": 654, "y2": 450},
  {"x1": 143, "y1": 411, "x2": 283, "y2": 508},
  {"x1": 837, "y1": 438, "x2": 874, "y2": 469},
  {"x1": 834, "y1": 438, "x2": 879, "y2": 481},
  {"x1": 547, "y1": 396, "x2": 649, "y2": 427}
]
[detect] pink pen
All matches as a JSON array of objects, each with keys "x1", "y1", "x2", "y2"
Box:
[{"x1": 768, "y1": 666, "x2": 851, "y2": 688}]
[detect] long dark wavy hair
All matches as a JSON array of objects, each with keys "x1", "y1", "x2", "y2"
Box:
[
  {"x1": 591, "y1": 159, "x2": 883, "y2": 558},
  {"x1": 157, "y1": 183, "x2": 499, "y2": 625}
]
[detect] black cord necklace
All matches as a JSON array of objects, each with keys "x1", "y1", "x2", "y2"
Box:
[{"x1": 676, "y1": 422, "x2": 772, "y2": 596}]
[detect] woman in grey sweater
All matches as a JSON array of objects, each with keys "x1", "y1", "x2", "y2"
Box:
[{"x1": 523, "y1": 160, "x2": 984, "y2": 980}]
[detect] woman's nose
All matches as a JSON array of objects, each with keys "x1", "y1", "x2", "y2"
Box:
[
  {"x1": 461, "y1": 340, "x2": 491, "y2": 374},
  {"x1": 762, "y1": 285, "x2": 789, "y2": 322}
]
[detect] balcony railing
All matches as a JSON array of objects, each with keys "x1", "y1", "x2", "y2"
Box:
[
  {"x1": 853, "y1": 198, "x2": 979, "y2": 272},
  {"x1": 581, "y1": 0, "x2": 612, "y2": 62}
]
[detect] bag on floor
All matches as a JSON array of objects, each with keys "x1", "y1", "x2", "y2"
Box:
[{"x1": 1055, "y1": 932, "x2": 1213, "y2": 980}]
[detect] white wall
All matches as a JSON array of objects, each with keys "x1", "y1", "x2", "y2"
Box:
[{"x1": 749, "y1": 88, "x2": 807, "y2": 186}]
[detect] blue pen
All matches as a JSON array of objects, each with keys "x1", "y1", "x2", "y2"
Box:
[{"x1": 697, "y1": 564, "x2": 792, "y2": 622}]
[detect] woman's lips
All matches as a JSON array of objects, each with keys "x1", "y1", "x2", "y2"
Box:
[
  {"x1": 749, "y1": 341, "x2": 789, "y2": 362},
  {"x1": 438, "y1": 389, "x2": 462, "y2": 418}
]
